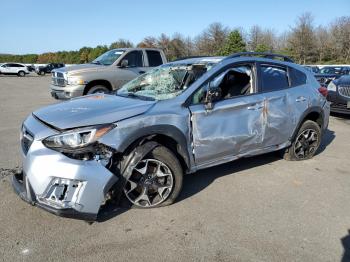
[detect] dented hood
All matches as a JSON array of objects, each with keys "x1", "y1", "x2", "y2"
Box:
[{"x1": 33, "y1": 94, "x2": 155, "y2": 129}]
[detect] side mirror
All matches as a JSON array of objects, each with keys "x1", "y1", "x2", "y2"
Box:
[
  {"x1": 204, "y1": 82, "x2": 221, "y2": 111},
  {"x1": 120, "y1": 59, "x2": 128, "y2": 68}
]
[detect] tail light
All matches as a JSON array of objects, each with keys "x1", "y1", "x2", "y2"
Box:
[{"x1": 318, "y1": 86, "x2": 328, "y2": 97}]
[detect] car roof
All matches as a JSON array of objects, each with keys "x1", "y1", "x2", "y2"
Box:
[
  {"x1": 111, "y1": 48, "x2": 164, "y2": 52},
  {"x1": 168, "y1": 56, "x2": 224, "y2": 65}
]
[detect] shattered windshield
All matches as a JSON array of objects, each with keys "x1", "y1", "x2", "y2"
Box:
[
  {"x1": 117, "y1": 63, "x2": 214, "y2": 100},
  {"x1": 91, "y1": 49, "x2": 125, "y2": 66}
]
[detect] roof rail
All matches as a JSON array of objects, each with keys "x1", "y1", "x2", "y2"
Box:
[
  {"x1": 171, "y1": 56, "x2": 215, "y2": 62},
  {"x1": 226, "y1": 52, "x2": 294, "y2": 63}
]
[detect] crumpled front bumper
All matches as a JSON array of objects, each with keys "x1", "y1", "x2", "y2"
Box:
[
  {"x1": 12, "y1": 172, "x2": 98, "y2": 221},
  {"x1": 13, "y1": 114, "x2": 118, "y2": 221}
]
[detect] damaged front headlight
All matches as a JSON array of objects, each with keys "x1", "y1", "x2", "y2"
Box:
[{"x1": 43, "y1": 124, "x2": 114, "y2": 150}]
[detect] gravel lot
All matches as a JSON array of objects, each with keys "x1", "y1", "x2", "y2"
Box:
[{"x1": 0, "y1": 75, "x2": 350, "y2": 262}]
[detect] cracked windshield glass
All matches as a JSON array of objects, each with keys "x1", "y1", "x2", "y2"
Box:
[{"x1": 117, "y1": 63, "x2": 213, "y2": 100}]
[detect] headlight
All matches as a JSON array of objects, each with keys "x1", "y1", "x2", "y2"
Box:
[
  {"x1": 67, "y1": 76, "x2": 85, "y2": 85},
  {"x1": 327, "y1": 81, "x2": 337, "y2": 92},
  {"x1": 42, "y1": 125, "x2": 114, "y2": 150}
]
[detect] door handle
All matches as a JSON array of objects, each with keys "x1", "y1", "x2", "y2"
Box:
[
  {"x1": 296, "y1": 96, "x2": 306, "y2": 102},
  {"x1": 139, "y1": 71, "x2": 146, "y2": 74},
  {"x1": 247, "y1": 104, "x2": 263, "y2": 110}
]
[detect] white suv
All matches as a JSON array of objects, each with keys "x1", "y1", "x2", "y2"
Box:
[{"x1": 0, "y1": 63, "x2": 29, "y2": 77}]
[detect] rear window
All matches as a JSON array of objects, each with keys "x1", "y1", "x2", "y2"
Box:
[
  {"x1": 289, "y1": 67, "x2": 307, "y2": 87},
  {"x1": 146, "y1": 50, "x2": 163, "y2": 67},
  {"x1": 260, "y1": 65, "x2": 289, "y2": 92}
]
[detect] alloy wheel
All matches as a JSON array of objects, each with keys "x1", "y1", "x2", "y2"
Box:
[
  {"x1": 124, "y1": 159, "x2": 174, "y2": 207},
  {"x1": 294, "y1": 129, "x2": 319, "y2": 159}
]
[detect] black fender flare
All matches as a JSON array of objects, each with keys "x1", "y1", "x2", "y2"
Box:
[
  {"x1": 290, "y1": 106, "x2": 324, "y2": 140},
  {"x1": 118, "y1": 125, "x2": 191, "y2": 170}
]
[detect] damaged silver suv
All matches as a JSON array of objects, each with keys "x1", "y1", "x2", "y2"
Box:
[{"x1": 13, "y1": 53, "x2": 330, "y2": 221}]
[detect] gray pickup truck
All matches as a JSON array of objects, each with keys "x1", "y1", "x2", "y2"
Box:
[{"x1": 50, "y1": 48, "x2": 167, "y2": 99}]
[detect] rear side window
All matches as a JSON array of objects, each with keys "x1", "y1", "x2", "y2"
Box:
[
  {"x1": 123, "y1": 51, "x2": 143, "y2": 67},
  {"x1": 260, "y1": 65, "x2": 289, "y2": 92},
  {"x1": 146, "y1": 51, "x2": 163, "y2": 67},
  {"x1": 289, "y1": 67, "x2": 307, "y2": 87}
]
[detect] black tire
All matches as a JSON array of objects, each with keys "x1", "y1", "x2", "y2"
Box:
[
  {"x1": 282, "y1": 120, "x2": 321, "y2": 161},
  {"x1": 122, "y1": 146, "x2": 183, "y2": 208},
  {"x1": 17, "y1": 71, "x2": 25, "y2": 77},
  {"x1": 40, "y1": 71, "x2": 45, "y2": 76},
  {"x1": 86, "y1": 85, "x2": 110, "y2": 95}
]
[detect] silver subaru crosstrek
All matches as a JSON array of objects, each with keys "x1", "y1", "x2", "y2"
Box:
[{"x1": 13, "y1": 53, "x2": 330, "y2": 221}]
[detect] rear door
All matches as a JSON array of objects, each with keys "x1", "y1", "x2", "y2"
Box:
[
  {"x1": 8, "y1": 64, "x2": 19, "y2": 73},
  {"x1": 257, "y1": 63, "x2": 294, "y2": 148},
  {"x1": 145, "y1": 50, "x2": 164, "y2": 70}
]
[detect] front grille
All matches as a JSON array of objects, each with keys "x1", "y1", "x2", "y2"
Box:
[
  {"x1": 51, "y1": 71, "x2": 66, "y2": 87},
  {"x1": 338, "y1": 85, "x2": 350, "y2": 98},
  {"x1": 21, "y1": 125, "x2": 34, "y2": 155},
  {"x1": 56, "y1": 72, "x2": 64, "y2": 78},
  {"x1": 52, "y1": 78, "x2": 66, "y2": 87}
]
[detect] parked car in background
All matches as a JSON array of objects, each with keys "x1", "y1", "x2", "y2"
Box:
[
  {"x1": 327, "y1": 75, "x2": 350, "y2": 114},
  {"x1": 26, "y1": 64, "x2": 36, "y2": 72},
  {"x1": 314, "y1": 66, "x2": 350, "y2": 86},
  {"x1": 303, "y1": 65, "x2": 319, "y2": 74},
  {"x1": 14, "y1": 52, "x2": 330, "y2": 220},
  {"x1": 0, "y1": 63, "x2": 29, "y2": 76},
  {"x1": 36, "y1": 63, "x2": 65, "y2": 76},
  {"x1": 50, "y1": 48, "x2": 167, "y2": 99}
]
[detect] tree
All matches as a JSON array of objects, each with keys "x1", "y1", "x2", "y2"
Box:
[
  {"x1": 330, "y1": 16, "x2": 350, "y2": 63},
  {"x1": 109, "y1": 39, "x2": 133, "y2": 49},
  {"x1": 218, "y1": 30, "x2": 246, "y2": 56},
  {"x1": 194, "y1": 22, "x2": 229, "y2": 55},
  {"x1": 287, "y1": 13, "x2": 317, "y2": 64},
  {"x1": 255, "y1": 43, "x2": 269, "y2": 53},
  {"x1": 137, "y1": 36, "x2": 158, "y2": 48}
]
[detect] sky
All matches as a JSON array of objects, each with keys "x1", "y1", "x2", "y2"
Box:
[{"x1": 1, "y1": 0, "x2": 349, "y2": 54}]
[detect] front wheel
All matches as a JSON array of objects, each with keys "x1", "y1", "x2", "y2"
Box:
[
  {"x1": 123, "y1": 146, "x2": 183, "y2": 208},
  {"x1": 86, "y1": 85, "x2": 110, "y2": 95},
  {"x1": 282, "y1": 120, "x2": 321, "y2": 161}
]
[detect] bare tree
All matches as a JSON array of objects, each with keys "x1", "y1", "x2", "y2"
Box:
[
  {"x1": 287, "y1": 13, "x2": 317, "y2": 64},
  {"x1": 194, "y1": 22, "x2": 229, "y2": 55},
  {"x1": 330, "y1": 16, "x2": 350, "y2": 63}
]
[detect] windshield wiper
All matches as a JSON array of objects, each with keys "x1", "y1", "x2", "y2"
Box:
[
  {"x1": 117, "y1": 92, "x2": 155, "y2": 101},
  {"x1": 91, "y1": 61, "x2": 102, "y2": 65}
]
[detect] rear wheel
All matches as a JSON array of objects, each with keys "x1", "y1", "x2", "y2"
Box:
[
  {"x1": 282, "y1": 120, "x2": 321, "y2": 161},
  {"x1": 17, "y1": 71, "x2": 25, "y2": 77},
  {"x1": 123, "y1": 146, "x2": 183, "y2": 208},
  {"x1": 86, "y1": 85, "x2": 110, "y2": 95},
  {"x1": 40, "y1": 71, "x2": 45, "y2": 76}
]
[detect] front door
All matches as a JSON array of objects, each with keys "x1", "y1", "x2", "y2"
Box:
[{"x1": 189, "y1": 63, "x2": 265, "y2": 166}]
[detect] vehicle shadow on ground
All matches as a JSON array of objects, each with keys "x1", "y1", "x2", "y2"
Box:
[
  {"x1": 97, "y1": 128, "x2": 336, "y2": 222},
  {"x1": 317, "y1": 128, "x2": 335, "y2": 154},
  {"x1": 331, "y1": 112, "x2": 350, "y2": 121},
  {"x1": 341, "y1": 230, "x2": 350, "y2": 262},
  {"x1": 0, "y1": 74, "x2": 47, "y2": 78}
]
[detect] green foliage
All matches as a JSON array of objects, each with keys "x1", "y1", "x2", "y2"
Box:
[
  {"x1": 218, "y1": 30, "x2": 246, "y2": 56},
  {"x1": 255, "y1": 43, "x2": 270, "y2": 53}
]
